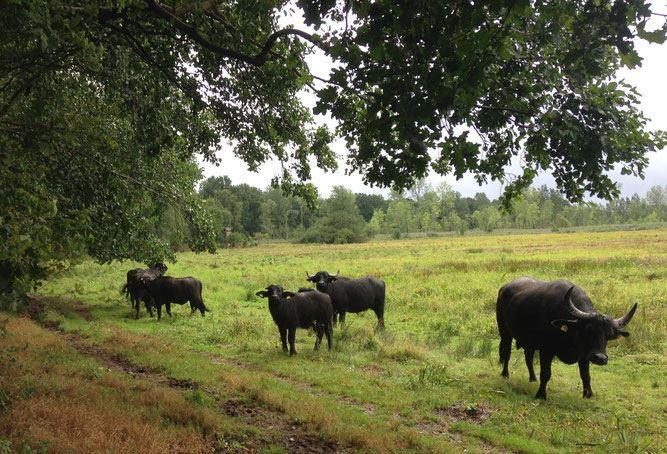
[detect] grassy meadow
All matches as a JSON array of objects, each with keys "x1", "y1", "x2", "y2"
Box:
[{"x1": 1, "y1": 229, "x2": 666, "y2": 453}]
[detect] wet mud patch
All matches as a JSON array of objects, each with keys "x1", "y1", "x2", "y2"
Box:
[
  {"x1": 417, "y1": 403, "x2": 508, "y2": 453},
  {"x1": 415, "y1": 402, "x2": 495, "y2": 438},
  {"x1": 218, "y1": 398, "x2": 351, "y2": 454},
  {"x1": 436, "y1": 402, "x2": 495, "y2": 423}
]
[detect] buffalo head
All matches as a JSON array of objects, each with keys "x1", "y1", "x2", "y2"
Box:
[
  {"x1": 256, "y1": 285, "x2": 295, "y2": 303},
  {"x1": 305, "y1": 270, "x2": 339, "y2": 293},
  {"x1": 550, "y1": 286, "x2": 637, "y2": 366},
  {"x1": 152, "y1": 262, "x2": 168, "y2": 276}
]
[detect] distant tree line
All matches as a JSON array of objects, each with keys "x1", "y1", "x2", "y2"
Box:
[{"x1": 185, "y1": 177, "x2": 667, "y2": 246}]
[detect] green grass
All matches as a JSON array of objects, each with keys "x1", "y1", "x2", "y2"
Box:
[{"x1": 18, "y1": 229, "x2": 667, "y2": 452}]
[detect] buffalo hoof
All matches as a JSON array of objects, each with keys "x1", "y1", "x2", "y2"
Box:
[
  {"x1": 535, "y1": 389, "x2": 547, "y2": 400},
  {"x1": 583, "y1": 389, "x2": 593, "y2": 398}
]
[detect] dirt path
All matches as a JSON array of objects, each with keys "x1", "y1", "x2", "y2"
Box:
[
  {"x1": 24, "y1": 298, "x2": 351, "y2": 453},
  {"x1": 61, "y1": 332, "x2": 351, "y2": 453}
]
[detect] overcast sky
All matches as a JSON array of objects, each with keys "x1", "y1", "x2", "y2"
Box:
[{"x1": 200, "y1": 5, "x2": 667, "y2": 201}]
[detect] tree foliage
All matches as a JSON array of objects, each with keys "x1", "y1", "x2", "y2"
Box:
[
  {"x1": 306, "y1": 0, "x2": 666, "y2": 205},
  {"x1": 2, "y1": 0, "x2": 666, "y2": 304}
]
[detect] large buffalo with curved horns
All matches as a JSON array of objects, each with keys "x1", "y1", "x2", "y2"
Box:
[
  {"x1": 306, "y1": 270, "x2": 386, "y2": 329},
  {"x1": 496, "y1": 277, "x2": 637, "y2": 400}
]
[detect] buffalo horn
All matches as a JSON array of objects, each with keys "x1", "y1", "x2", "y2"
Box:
[
  {"x1": 333, "y1": 269, "x2": 340, "y2": 278},
  {"x1": 306, "y1": 271, "x2": 314, "y2": 279},
  {"x1": 615, "y1": 303, "x2": 638, "y2": 328},
  {"x1": 565, "y1": 286, "x2": 595, "y2": 320}
]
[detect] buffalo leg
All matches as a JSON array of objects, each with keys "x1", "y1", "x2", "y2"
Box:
[
  {"x1": 165, "y1": 303, "x2": 172, "y2": 318},
  {"x1": 314, "y1": 325, "x2": 322, "y2": 351},
  {"x1": 325, "y1": 322, "x2": 333, "y2": 350},
  {"x1": 279, "y1": 327, "x2": 288, "y2": 352},
  {"x1": 524, "y1": 349, "x2": 537, "y2": 382},
  {"x1": 135, "y1": 297, "x2": 142, "y2": 320},
  {"x1": 536, "y1": 350, "x2": 554, "y2": 399},
  {"x1": 332, "y1": 311, "x2": 340, "y2": 328},
  {"x1": 144, "y1": 297, "x2": 154, "y2": 318},
  {"x1": 288, "y1": 329, "x2": 297, "y2": 356},
  {"x1": 373, "y1": 306, "x2": 385, "y2": 331},
  {"x1": 339, "y1": 311, "x2": 346, "y2": 326},
  {"x1": 499, "y1": 336, "x2": 512, "y2": 377},
  {"x1": 579, "y1": 360, "x2": 593, "y2": 398},
  {"x1": 156, "y1": 304, "x2": 162, "y2": 321}
]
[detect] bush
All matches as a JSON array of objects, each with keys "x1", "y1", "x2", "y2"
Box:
[
  {"x1": 298, "y1": 226, "x2": 330, "y2": 243},
  {"x1": 334, "y1": 228, "x2": 365, "y2": 244},
  {"x1": 223, "y1": 232, "x2": 247, "y2": 248}
]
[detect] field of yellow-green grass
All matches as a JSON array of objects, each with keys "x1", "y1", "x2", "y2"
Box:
[{"x1": 1, "y1": 228, "x2": 665, "y2": 453}]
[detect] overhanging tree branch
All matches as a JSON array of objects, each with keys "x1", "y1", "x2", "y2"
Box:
[{"x1": 145, "y1": 0, "x2": 328, "y2": 66}]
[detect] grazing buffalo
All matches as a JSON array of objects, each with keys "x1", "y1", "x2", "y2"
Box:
[
  {"x1": 121, "y1": 263, "x2": 168, "y2": 319},
  {"x1": 256, "y1": 285, "x2": 333, "y2": 356},
  {"x1": 306, "y1": 270, "x2": 386, "y2": 329},
  {"x1": 496, "y1": 277, "x2": 637, "y2": 399},
  {"x1": 140, "y1": 276, "x2": 210, "y2": 321}
]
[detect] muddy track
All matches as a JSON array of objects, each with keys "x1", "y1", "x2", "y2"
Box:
[
  {"x1": 24, "y1": 298, "x2": 351, "y2": 454},
  {"x1": 48, "y1": 328, "x2": 351, "y2": 453}
]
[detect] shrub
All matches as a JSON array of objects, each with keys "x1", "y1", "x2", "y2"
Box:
[
  {"x1": 223, "y1": 232, "x2": 247, "y2": 248},
  {"x1": 334, "y1": 228, "x2": 365, "y2": 244}
]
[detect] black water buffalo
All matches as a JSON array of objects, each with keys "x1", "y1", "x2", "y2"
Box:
[
  {"x1": 256, "y1": 284, "x2": 333, "y2": 356},
  {"x1": 121, "y1": 263, "x2": 168, "y2": 319},
  {"x1": 306, "y1": 270, "x2": 386, "y2": 329},
  {"x1": 496, "y1": 277, "x2": 637, "y2": 399},
  {"x1": 140, "y1": 276, "x2": 210, "y2": 321}
]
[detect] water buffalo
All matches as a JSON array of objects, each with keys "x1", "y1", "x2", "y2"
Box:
[
  {"x1": 140, "y1": 276, "x2": 210, "y2": 321},
  {"x1": 496, "y1": 277, "x2": 637, "y2": 399},
  {"x1": 306, "y1": 270, "x2": 385, "y2": 329},
  {"x1": 121, "y1": 263, "x2": 168, "y2": 319},
  {"x1": 256, "y1": 284, "x2": 333, "y2": 356}
]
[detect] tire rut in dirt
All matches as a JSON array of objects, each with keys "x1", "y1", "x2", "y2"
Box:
[{"x1": 53, "y1": 329, "x2": 350, "y2": 453}]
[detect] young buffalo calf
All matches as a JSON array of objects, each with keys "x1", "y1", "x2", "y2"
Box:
[{"x1": 256, "y1": 285, "x2": 333, "y2": 356}]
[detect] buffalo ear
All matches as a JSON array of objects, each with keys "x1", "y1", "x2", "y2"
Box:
[
  {"x1": 550, "y1": 319, "x2": 580, "y2": 333},
  {"x1": 617, "y1": 330, "x2": 630, "y2": 338},
  {"x1": 284, "y1": 291, "x2": 296, "y2": 299},
  {"x1": 329, "y1": 276, "x2": 338, "y2": 282},
  {"x1": 256, "y1": 290, "x2": 269, "y2": 298}
]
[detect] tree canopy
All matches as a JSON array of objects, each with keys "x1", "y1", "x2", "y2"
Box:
[{"x1": 1, "y1": 0, "x2": 666, "y2": 304}]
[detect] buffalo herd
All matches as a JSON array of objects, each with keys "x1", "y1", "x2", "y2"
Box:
[{"x1": 122, "y1": 262, "x2": 637, "y2": 400}]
